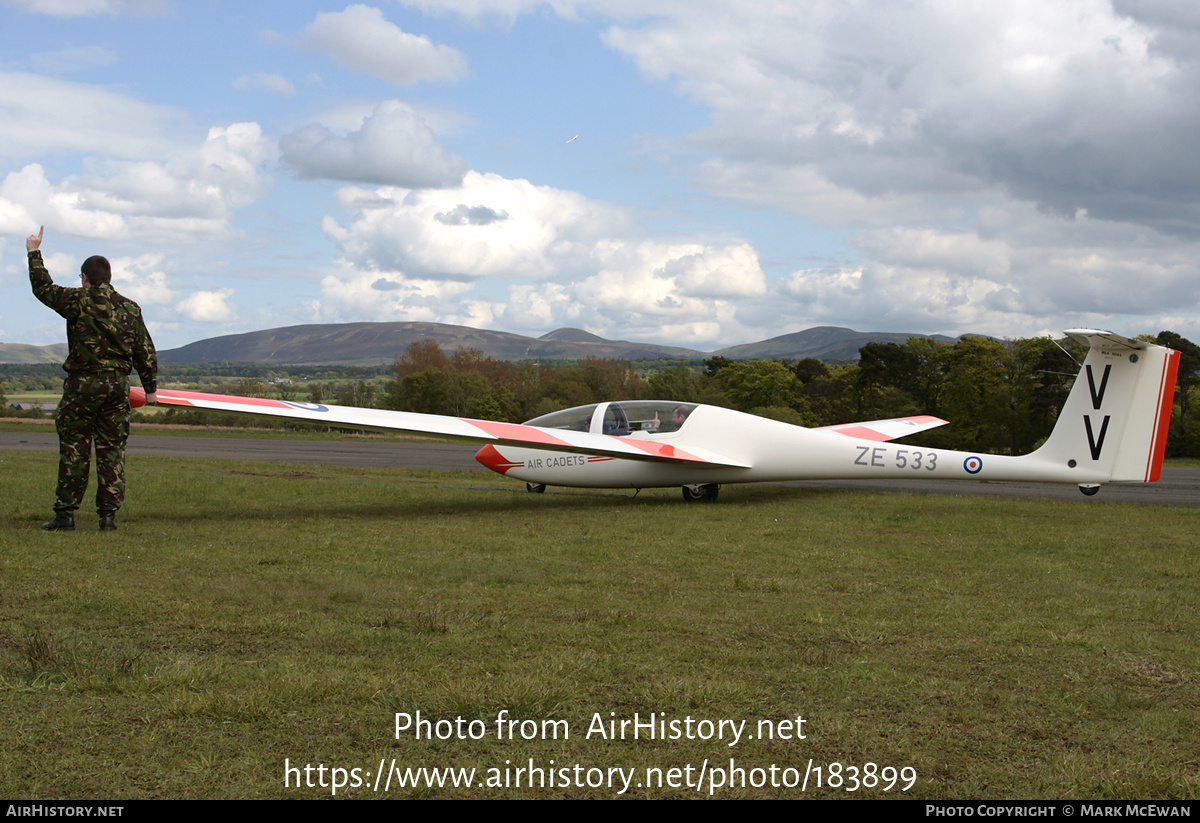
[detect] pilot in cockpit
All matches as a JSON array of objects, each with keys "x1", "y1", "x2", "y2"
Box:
[{"x1": 647, "y1": 404, "x2": 691, "y2": 433}]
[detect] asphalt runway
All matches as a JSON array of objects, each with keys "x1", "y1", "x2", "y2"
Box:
[{"x1": 4, "y1": 431, "x2": 1199, "y2": 506}]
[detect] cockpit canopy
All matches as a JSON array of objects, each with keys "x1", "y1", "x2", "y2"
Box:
[{"x1": 525, "y1": 401, "x2": 698, "y2": 437}]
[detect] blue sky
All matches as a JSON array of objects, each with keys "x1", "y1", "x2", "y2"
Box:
[{"x1": 4, "y1": 0, "x2": 1200, "y2": 352}]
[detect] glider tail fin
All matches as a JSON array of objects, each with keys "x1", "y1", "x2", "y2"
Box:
[{"x1": 1033, "y1": 330, "x2": 1179, "y2": 483}]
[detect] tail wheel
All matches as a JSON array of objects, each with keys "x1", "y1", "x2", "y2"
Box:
[
  {"x1": 1078, "y1": 484, "x2": 1100, "y2": 496},
  {"x1": 681, "y1": 483, "x2": 719, "y2": 503},
  {"x1": 526, "y1": 483, "x2": 546, "y2": 494}
]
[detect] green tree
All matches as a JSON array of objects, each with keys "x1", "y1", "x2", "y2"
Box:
[
  {"x1": 800, "y1": 363, "x2": 859, "y2": 426},
  {"x1": 717, "y1": 360, "x2": 806, "y2": 412},
  {"x1": 646, "y1": 363, "x2": 702, "y2": 401},
  {"x1": 389, "y1": 369, "x2": 488, "y2": 416},
  {"x1": 393, "y1": 339, "x2": 450, "y2": 380},
  {"x1": 334, "y1": 378, "x2": 378, "y2": 408},
  {"x1": 856, "y1": 342, "x2": 919, "y2": 418},
  {"x1": 900, "y1": 337, "x2": 953, "y2": 414},
  {"x1": 702, "y1": 355, "x2": 732, "y2": 377},
  {"x1": 940, "y1": 337, "x2": 1012, "y2": 452},
  {"x1": 789, "y1": 358, "x2": 829, "y2": 385}
]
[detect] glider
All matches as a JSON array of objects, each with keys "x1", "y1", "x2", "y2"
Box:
[{"x1": 132, "y1": 329, "x2": 1179, "y2": 502}]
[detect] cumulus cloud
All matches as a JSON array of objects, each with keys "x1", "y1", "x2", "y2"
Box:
[
  {"x1": 0, "y1": 163, "x2": 125, "y2": 238},
  {"x1": 771, "y1": 202, "x2": 1200, "y2": 337},
  {"x1": 315, "y1": 264, "x2": 478, "y2": 323},
  {"x1": 316, "y1": 169, "x2": 769, "y2": 344},
  {"x1": 109, "y1": 253, "x2": 175, "y2": 305},
  {"x1": 302, "y1": 5, "x2": 467, "y2": 85},
  {"x1": 71, "y1": 122, "x2": 269, "y2": 227},
  {"x1": 323, "y1": 170, "x2": 627, "y2": 278},
  {"x1": 280, "y1": 100, "x2": 467, "y2": 187},
  {"x1": 177, "y1": 288, "x2": 235, "y2": 323},
  {"x1": 0, "y1": 123, "x2": 271, "y2": 243}
]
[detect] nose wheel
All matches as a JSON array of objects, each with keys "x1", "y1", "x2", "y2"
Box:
[
  {"x1": 681, "y1": 483, "x2": 720, "y2": 503},
  {"x1": 1078, "y1": 484, "x2": 1100, "y2": 496}
]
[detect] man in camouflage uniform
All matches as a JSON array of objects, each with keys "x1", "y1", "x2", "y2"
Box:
[{"x1": 27, "y1": 227, "x2": 158, "y2": 532}]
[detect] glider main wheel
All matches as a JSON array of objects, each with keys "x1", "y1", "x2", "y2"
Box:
[
  {"x1": 681, "y1": 483, "x2": 719, "y2": 503},
  {"x1": 526, "y1": 482, "x2": 547, "y2": 494},
  {"x1": 1078, "y1": 484, "x2": 1100, "y2": 496}
]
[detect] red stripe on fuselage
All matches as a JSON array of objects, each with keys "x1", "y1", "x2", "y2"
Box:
[
  {"x1": 474, "y1": 444, "x2": 524, "y2": 474},
  {"x1": 620, "y1": 439, "x2": 710, "y2": 463}
]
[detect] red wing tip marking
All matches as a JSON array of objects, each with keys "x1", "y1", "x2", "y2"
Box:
[
  {"x1": 469, "y1": 419, "x2": 573, "y2": 447},
  {"x1": 130, "y1": 387, "x2": 147, "y2": 408},
  {"x1": 158, "y1": 390, "x2": 292, "y2": 410},
  {"x1": 829, "y1": 426, "x2": 892, "y2": 442}
]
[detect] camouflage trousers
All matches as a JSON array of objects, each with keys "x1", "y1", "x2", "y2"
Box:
[{"x1": 53, "y1": 373, "x2": 131, "y2": 515}]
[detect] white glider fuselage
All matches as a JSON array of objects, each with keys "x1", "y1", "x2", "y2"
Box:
[
  {"x1": 479, "y1": 405, "x2": 958, "y2": 488},
  {"x1": 477, "y1": 403, "x2": 1118, "y2": 489}
]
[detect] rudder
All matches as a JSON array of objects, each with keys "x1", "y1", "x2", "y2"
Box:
[{"x1": 1034, "y1": 330, "x2": 1179, "y2": 483}]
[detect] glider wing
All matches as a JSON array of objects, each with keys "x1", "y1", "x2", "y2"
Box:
[{"x1": 134, "y1": 387, "x2": 751, "y2": 468}]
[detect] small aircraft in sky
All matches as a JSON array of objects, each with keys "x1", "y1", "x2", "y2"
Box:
[{"x1": 132, "y1": 329, "x2": 1179, "y2": 501}]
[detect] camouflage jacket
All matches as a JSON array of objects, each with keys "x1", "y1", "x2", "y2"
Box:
[{"x1": 29, "y1": 250, "x2": 158, "y2": 393}]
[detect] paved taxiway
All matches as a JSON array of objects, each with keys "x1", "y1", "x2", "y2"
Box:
[{"x1": 4, "y1": 431, "x2": 1199, "y2": 506}]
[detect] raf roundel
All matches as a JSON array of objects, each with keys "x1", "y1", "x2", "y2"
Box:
[{"x1": 963, "y1": 456, "x2": 984, "y2": 474}]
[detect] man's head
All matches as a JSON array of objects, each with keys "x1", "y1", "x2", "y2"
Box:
[{"x1": 81, "y1": 255, "x2": 111, "y2": 286}]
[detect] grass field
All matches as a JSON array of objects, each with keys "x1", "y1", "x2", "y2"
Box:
[{"x1": 1, "y1": 448, "x2": 1198, "y2": 799}]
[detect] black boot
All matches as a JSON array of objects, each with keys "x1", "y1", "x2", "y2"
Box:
[
  {"x1": 99, "y1": 512, "x2": 117, "y2": 532},
  {"x1": 41, "y1": 513, "x2": 75, "y2": 531}
]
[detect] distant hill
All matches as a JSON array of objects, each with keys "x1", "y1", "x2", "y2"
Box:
[
  {"x1": 713, "y1": 326, "x2": 958, "y2": 362},
  {"x1": 159, "y1": 322, "x2": 702, "y2": 365},
  {"x1": 144, "y1": 320, "x2": 964, "y2": 365},
  {"x1": 0, "y1": 343, "x2": 69, "y2": 364}
]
